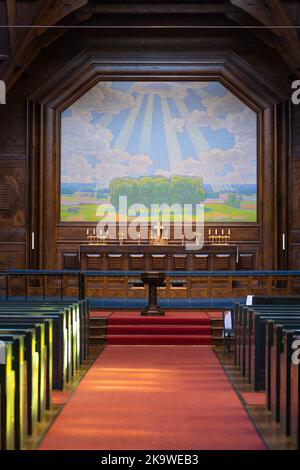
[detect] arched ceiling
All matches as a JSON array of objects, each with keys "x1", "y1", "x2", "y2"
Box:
[{"x1": 1, "y1": 0, "x2": 300, "y2": 91}]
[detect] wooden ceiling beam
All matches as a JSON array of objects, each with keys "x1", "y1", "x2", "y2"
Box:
[
  {"x1": 2, "y1": 0, "x2": 88, "y2": 91},
  {"x1": 81, "y1": 3, "x2": 241, "y2": 15},
  {"x1": 6, "y1": 0, "x2": 19, "y2": 54},
  {"x1": 230, "y1": 0, "x2": 300, "y2": 74},
  {"x1": 34, "y1": 0, "x2": 88, "y2": 36},
  {"x1": 264, "y1": 0, "x2": 300, "y2": 56},
  {"x1": 230, "y1": 0, "x2": 275, "y2": 29}
]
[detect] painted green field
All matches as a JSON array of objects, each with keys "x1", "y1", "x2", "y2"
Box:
[{"x1": 61, "y1": 200, "x2": 256, "y2": 222}]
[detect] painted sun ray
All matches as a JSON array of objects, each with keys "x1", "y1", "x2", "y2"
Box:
[
  {"x1": 126, "y1": 94, "x2": 148, "y2": 155},
  {"x1": 113, "y1": 94, "x2": 144, "y2": 150},
  {"x1": 139, "y1": 94, "x2": 154, "y2": 155},
  {"x1": 175, "y1": 98, "x2": 210, "y2": 157},
  {"x1": 175, "y1": 98, "x2": 223, "y2": 179},
  {"x1": 161, "y1": 98, "x2": 183, "y2": 170}
]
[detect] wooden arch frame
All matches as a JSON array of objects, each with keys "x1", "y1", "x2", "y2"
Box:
[{"x1": 28, "y1": 50, "x2": 289, "y2": 270}]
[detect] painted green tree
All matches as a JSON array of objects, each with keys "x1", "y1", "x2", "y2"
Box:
[
  {"x1": 225, "y1": 192, "x2": 242, "y2": 209},
  {"x1": 109, "y1": 175, "x2": 205, "y2": 209}
]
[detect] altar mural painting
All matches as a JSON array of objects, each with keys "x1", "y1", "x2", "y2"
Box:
[{"x1": 60, "y1": 81, "x2": 257, "y2": 222}]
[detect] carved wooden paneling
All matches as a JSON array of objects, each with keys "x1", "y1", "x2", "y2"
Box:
[
  {"x1": 291, "y1": 246, "x2": 300, "y2": 270},
  {"x1": 291, "y1": 106, "x2": 300, "y2": 158},
  {"x1": 107, "y1": 254, "x2": 123, "y2": 271},
  {"x1": 151, "y1": 254, "x2": 167, "y2": 271},
  {"x1": 129, "y1": 254, "x2": 145, "y2": 271},
  {"x1": 193, "y1": 254, "x2": 209, "y2": 270},
  {"x1": 238, "y1": 253, "x2": 255, "y2": 270},
  {"x1": 62, "y1": 252, "x2": 80, "y2": 270},
  {"x1": 107, "y1": 277, "x2": 126, "y2": 297},
  {"x1": 0, "y1": 156, "x2": 26, "y2": 228},
  {"x1": 86, "y1": 254, "x2": 102, "y2": 270},
  {"x1": 86, "y1": 276, "x2": 105, "y2": 298},
  {"x1": 291, "y1": 160, "x2": 300, "y2": 230},
  {"x1": 171, "y1": 254, "x2": 187, "y2": 271},
  {"x1": 213, "y1": 254, "x2": 231, "y2": 271},
  {"x1": 0, "y1": 245, "x2": 26, "y2": 271}
]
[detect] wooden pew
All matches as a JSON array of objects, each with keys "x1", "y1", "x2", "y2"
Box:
[
  {"x1": 234, "y1": 303, "x2": 243, "y2": 368},
  {"x1": 3, "y1": 299, "x2": 90, "y2": 362},
  {"x1": 0, "y1": 323, "x2": 47, "y2": 434},
  {"x1": 0, "y1": 341, "x2": 15, "y2": 450},
  {"x1": 0, "y1": 299, "x2": 88, "y2": 450},
  {"x1": 234, "y1": 303, "x2": 300, "y2": 372},
  {"x1": 291, "y1": 338, "x2": 300, "y2": 449},
  {"x1": 265, "y1": 319, "x2": 300, "y2": 410},
  {"x1": 266, "y1": 322, "x2": 300, "y2": 422},
  {"x1": 280, "y1": 329, "x2": 300, "y2": 436},
  {"x1": 248, "y1": 308, "x2": 300, "y2": 390},
  {"x1": 0, "y1": 301, "x2": 88, "y2": 384},
  {"x1": 0, "y1": 322, "x2": 50, "y2": 417},
  {"x1": 0, "y1": 334, "x2": 27, "y2": 450},
  {"x1": 0, "y1": 309, "x2": 67, "y2": 390}
]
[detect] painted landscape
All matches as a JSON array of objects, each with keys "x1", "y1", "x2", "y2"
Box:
[{"x1": 60, "y1": 81, "x2": 257, "y2": 222}]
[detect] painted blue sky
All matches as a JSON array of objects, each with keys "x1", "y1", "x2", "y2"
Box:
[{"x1": 61, "y1": 81, "x2": 257, "y2": 189}]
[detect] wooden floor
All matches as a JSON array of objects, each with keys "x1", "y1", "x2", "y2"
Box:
[{"x1": 216, "y1": 349, "x2": 296, "y2": 450}]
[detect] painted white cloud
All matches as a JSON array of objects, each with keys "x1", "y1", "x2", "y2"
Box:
[
  {"x1": 61, "y1": 110, "x2": 153, "y2": 186},
  {"x1": 132, "y1": 82, "x2": 189, "y2": 100},
  {"x1": 188, "y1": 92, "x2": 256, "y2": 136},
  {"x1": 69, "y1": 82, "x2": 136, "y2": 115}
]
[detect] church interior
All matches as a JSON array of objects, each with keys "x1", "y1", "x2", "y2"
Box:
[{"x1": 1, "y1": 0, "x2": 300, "y2": 455}]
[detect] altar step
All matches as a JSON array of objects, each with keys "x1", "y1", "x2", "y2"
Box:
[
  {"x1": 107, "y1": 325, "x2": 211, "y2": 335},
  {"x1": 108, "y1": 316, "x2": 210, "y2": 325},
  {"x1": 89, "y1": 310, "x2": 218, "y2": 346},
  {"x1": 106, "y1": 313, "x2": 212, "y2": 345},
  {"x1": 107, "y1": 334, "x2": 212, "y2": 345}
]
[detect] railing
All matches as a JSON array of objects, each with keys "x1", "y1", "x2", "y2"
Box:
[{"x1": 1, "y1": 270, "x2": 300, "y2": 301}]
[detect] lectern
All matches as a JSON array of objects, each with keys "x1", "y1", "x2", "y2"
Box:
[{"x1": 140, "y1": 272, "x2": 166, "y2": 316}]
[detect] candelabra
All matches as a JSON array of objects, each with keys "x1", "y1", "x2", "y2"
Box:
[
  {"x1": 86, "y1": 228, "x2": 109, "y2": 245},
  {"x1": 208, "y1": 228, "x2": 231, "y2": 245}
]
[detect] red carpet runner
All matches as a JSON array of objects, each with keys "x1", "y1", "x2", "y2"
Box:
[
  {"x1": 107, "y1": 311, "x2": 212, "y2": 345},
  {"x1": 39, "y1": 346, "x2": 266, "y2": 450}
]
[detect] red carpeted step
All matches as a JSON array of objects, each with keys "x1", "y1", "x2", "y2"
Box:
[
  {"x1": 108, "y1": 316, "x2": 210, "y2": 325},
  {"x1": 107, "y1": 325, "x2": 211, "y2": 335},
  {"x1": 107, "y1": 334, "x2": 212, "y2": 345}
]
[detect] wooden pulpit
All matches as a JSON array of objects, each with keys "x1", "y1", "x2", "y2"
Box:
[{"x1": 140, "y1": 271, "x2": 166, "y2": 316}]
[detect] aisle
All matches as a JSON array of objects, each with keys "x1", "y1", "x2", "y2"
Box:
[{"x1": 39, "y1": 346, "x2": 266, "y2": 450}]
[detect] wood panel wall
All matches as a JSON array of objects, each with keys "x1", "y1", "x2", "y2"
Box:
[
  {"x1": 291, "y1": 105, "x2": 300, "y2": 269},
  {"x1": 0, "y1": 25, "x2": 295, "y2": 271}
]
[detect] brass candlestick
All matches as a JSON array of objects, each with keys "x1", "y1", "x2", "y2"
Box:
[
  {"x1": 86, "y1": 228, "x2": 108, "y2": 245},
  {"x1": 208, "y1": 229, "x2": 231, "y2": 245}
]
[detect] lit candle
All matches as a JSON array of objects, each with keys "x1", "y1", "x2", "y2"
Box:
[
  {"x1": 215, "y1": 229, "x2": 217, "y2": 235},
  {"x1": 87, "y1": 229, "x2": 89, "y2": 235},
  {"x1": 93, "y1": 228, "x2": 96, "y2": 235},
  {"x1": 228, "y1": 229, "x2": 231, "y2": 235},
  {"x1": 222, "y1": 229, "x2": 224, "y2": 235},
  {"x1": 209, "y1": 229, "x2": 211, "y2": 235}
]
